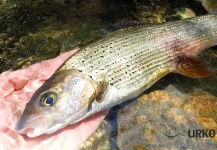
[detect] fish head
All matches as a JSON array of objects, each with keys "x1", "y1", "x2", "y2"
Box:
[{"x1": 16, "y1": 69, "x2": 96, "y2": 137}]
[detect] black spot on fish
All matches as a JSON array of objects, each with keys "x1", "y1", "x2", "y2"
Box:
[{"x1": 89, "y1": 75, "x2": 93, "y2": 79}]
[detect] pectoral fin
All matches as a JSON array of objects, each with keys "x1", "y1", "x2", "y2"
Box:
[
  {"x1": 173, "y1": 56, "x2": 214, "y2": 78},
  {"x1": 95, "y1": 80, "x2": 109, "y2": 102},
  {"x1": 89, "y1": 70, "x2": 109, "y2": 103}
]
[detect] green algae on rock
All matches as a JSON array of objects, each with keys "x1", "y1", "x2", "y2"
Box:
[{"x1": 0, "y1": 0, "x2": 200, "y2": 73}]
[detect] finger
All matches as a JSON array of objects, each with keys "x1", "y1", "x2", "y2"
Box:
[
  {"x1": 36, "y1": 49, "x2": 79, "y2": 80},
  {"x1": 0, "y1": 49, "x2": 79, "y2": 99}
]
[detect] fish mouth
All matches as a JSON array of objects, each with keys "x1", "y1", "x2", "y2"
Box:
[
  {"x1": 16, "y1": 104, "x2": 89, "y2": 137},
  {"x1": 28, "y1": 128, "x2": 43, "y2": 137},
  {"x1": 16, "y1": 128, "x2": 43, "y2": 138},
  {"x1": 16, "y1": 124, "x2": 60, "y2": 138},
  {"x1": 16, "y1": 115, "x2": 55, "y2": 137},
  {"x1": 17, "y1": 123, "x2": 64, "y2": 138}
]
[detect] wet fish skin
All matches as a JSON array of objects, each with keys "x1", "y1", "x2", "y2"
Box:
[{"x1": 16, "y1": 13, "x2": 217, "y2": 137}]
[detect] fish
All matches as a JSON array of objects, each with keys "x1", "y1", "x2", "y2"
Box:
[{"x1": 16, "y1": 12, "x2": 217, "y2": 137}]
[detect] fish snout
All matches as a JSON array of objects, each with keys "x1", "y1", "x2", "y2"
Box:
[{"x1": 16, "y1": 114, "x2": 54, "y2": 137}]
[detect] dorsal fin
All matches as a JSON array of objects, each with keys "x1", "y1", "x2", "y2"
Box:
[
  {"x1": 172, "y1": 56, "x2": 214, "y2": 78},
  {"x1": 101, "y1": 21, "x2": 157, "y2": 35}
]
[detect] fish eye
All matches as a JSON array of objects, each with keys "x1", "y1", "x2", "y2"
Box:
[{"x1": 41, "y1": 92, "x2": 57, "y2": 106}]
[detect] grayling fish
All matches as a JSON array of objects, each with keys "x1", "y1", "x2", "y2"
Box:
[{"x1": 16, "y1": 12, "x2": 217, "y2": 137}]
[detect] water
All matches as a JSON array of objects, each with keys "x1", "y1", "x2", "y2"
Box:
[{"x1": 0, "y1": 0, "x2": 217, "y2": 149}]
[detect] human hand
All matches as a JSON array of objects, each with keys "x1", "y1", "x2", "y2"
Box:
[{"x1": 0, "y1": 49, "x2": 108, "y2": 150}]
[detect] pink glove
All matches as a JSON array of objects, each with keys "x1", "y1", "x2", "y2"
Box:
[{"x1": 0, "y1": 49, "x2": 108, "y2": 150}]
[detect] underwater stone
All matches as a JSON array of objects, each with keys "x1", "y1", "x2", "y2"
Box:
[
  {"x1": 81, "y1": 84, "x2": 217, "y2": 149},
  {"x1": 195, "y1": 0, "x2": 217, "y2": 12}
]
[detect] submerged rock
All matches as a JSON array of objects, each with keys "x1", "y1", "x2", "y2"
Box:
[
  {"x1": 81, "y1": 84, "x2": 217, "y2": 149},
  {"x1": 177, "y1": 8, "x2": 196, "y2": 19},
  {"x1": 195, "y1": 0, "x2": 217, "y2": 12}
]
